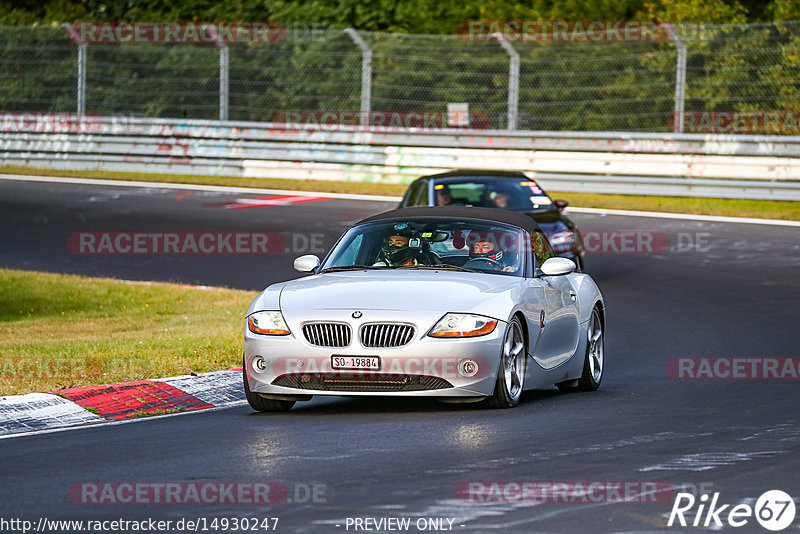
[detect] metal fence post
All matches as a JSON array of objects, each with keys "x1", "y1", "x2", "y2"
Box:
[
  {"x1": 492, "y1": 32, "x2": 519, "y2": 131},
  {"x1": 204, "y1": 25, "x2": 229, "y2": 121},
  {"x1": 77, "y1": 43, "x2": 87, "y2": 115},
  {"x1": 62, "y1": 24, "x2": 86, "y2": 114},
  {"x1": 662, "y1": 24, "x2": 687, "y2": 133},
  {"x1": 345, "y1": 28, "x2": 372, "y2": 128},
  {"x1": 219, "y1": 45, "x2": 229, "y2": 121}
]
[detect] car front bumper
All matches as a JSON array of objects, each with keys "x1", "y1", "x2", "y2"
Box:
[{"x1": 244, "y1": 310, "x2": 506, "y2": 398}]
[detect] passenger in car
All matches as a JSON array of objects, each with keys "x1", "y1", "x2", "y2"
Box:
[
  {"x1": 490, "y1": 190, "x2": 511, "y2": 208},
  {"x1": 373, "y1": 231, "x2": 427, "y2": 267},
  {"x1": 374, "y1": 233, "x2": 410, "y2": 266},
  {"x1": 436, "y1": 185, "x2": 453, "y2": 206}
]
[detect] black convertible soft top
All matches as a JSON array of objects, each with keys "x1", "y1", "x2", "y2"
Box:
[
  {"x1": 357, "y1": 206, "x2": 541, "y2": 233},
  {"x1": 415, "y1": 169, "x2": 527, "y2": 181}
]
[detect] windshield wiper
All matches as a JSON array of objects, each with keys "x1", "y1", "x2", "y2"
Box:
[
  {"x1": 318, "y1": 265, "x2": 386, "y2": 273},
  {"x1": 395, "y1": 264, "x2": 478, "y2": 273}
]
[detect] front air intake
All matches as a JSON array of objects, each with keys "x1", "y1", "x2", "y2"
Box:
[
  {"x1": 272, "y1": 373, "x2": 453, "y2": 392},
  {"x1": 302, "y1": 322, "x2": 352, "y2": 348},
  {"x1": 360, "y1": 323, "x2": 415, "y2": 348}
]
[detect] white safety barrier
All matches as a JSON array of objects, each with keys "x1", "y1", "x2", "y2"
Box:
[{"x1": 2, "y1": 116, "x2": 799, "y2": 199}]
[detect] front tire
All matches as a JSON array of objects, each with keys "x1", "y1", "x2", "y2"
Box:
[
  {"x1": 558, "y1": 306, "x2": 603, "y2": 392},
  {"x1": 243, "y1": 364, "x2": 295, "y2": 412},
  {"x1": 489, "y1": 317, "x2": 527, "y2": 408}
]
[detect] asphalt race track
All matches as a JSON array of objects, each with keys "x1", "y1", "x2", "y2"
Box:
[{"x1": 1, "y1": 178, "x2": 799, "y2": 533}]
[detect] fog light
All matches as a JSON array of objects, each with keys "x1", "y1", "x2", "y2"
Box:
[
  {"x1": 252, "y1": 355, "x2": 266, "y2": 373},
  {"x1": 458, "y1": 358, "x2": 479, "y2": 377}
]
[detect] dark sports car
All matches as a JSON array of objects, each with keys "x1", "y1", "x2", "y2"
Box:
[{"x1": 399, "y1": 170, "x2": 585, "y2": 271}]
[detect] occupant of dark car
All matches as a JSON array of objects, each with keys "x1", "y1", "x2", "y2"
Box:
[
  {"x1": 435, "y1": 185, "x2": 453, "y2": 206},
  {"x1": 490, "y1": 190, "x2": 511, "y2": 208}
]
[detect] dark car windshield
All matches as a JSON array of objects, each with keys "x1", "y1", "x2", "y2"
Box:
[
  {"x1": 322, "y1": 218, "x2": 527, "y2": 277},
  {"x1": 435, "y1": 178, "x2": 554, "y2": 211}
]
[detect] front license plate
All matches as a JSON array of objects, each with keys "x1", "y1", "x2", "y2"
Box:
[{"x1": 331, "y1": 355, "x2": 381, "y2": 370}]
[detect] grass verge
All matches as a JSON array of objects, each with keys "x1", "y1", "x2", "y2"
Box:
[
  {"x1": 1, "y1": 165, "x2": 798, "y2": 221},
  {"x1": 0, "y1": 268, "x2": 258, "y2": 396},
  {"x1": 551, "y1": 191, "x2": 800, "y2": 221},
  {"x1": 0, "y1": 165, "x2": 409, "y2": 197}
]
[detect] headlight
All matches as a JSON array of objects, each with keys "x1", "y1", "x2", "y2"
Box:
[
  {"x1": 247, "y1": 311, "x2": 291, "y2": 336},
  {"x1": 548, "y1": 231, "x2": 575, "y2": 253},
  {"x1": 429, "y1": 314, "x2": 498, "y2": 338}
]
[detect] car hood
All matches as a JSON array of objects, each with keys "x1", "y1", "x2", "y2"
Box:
[
  {"x1": 277, "y1": 270, "x2": 517, "y2": 312},
  {"x1": 516, "y1": 209, "x2": 574, "y2": 233}
]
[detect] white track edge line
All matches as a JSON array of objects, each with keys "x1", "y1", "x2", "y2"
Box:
[
  {"x1": 0, "y1": 173, "x2": 402, "y2": 202},
  {"x1": 1, "y1": 173, "x2": 797, "y2": 227},
  {"x1": 564, "y1": 206, "x2": 800, "y2": 227}
]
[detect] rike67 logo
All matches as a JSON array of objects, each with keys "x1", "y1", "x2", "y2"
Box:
[{"x1": 668, "y1": 490, "x2": 796, "y2": 531}]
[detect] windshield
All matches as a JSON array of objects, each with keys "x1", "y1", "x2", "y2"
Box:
[
  {"x1": 434, "y1": 178, "x2": 554, "y2": 211},
  {"x1": 322, "y1": 218, "x2": 527, "y2": 277}
]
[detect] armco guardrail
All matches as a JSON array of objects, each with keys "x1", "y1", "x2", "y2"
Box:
[{"x1": 2, "y1": 117, "x2": 799, "y2": 200}]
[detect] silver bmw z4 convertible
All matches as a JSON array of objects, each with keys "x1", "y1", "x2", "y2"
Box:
[{"x1": 243, "y1": 206, "x2": 605, "y2": 411}]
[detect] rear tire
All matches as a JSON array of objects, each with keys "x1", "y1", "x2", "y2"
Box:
[
  {"x1": 243, "y1": 363, "x2": 295, "y2": 412},
  {"x1": 488, "y1": 317, "x2": 527, "y2": 408}
]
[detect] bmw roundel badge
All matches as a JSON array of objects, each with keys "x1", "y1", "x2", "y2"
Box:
[{"x1": 352, "y1": 311, "x2": 363, "y2": 319}]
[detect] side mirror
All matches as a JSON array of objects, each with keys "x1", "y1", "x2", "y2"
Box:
[
  {"x1": 540, "y1": 257, "x2": 576, "y2": 276},
  {"x1": 554, "y1": 199, "x2": 569, "y2": 212},
  {"x1": 293, "y1": 254, "x2": 320, "y2": 273}
]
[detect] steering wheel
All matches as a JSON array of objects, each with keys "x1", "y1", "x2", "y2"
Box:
[{"x1": 463, "y1": 257, "x2": 503, "y2": 271}]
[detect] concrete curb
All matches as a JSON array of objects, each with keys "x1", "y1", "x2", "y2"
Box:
[{"x1": 0, "y1": 369, "x2": 245, "y2": 437}]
